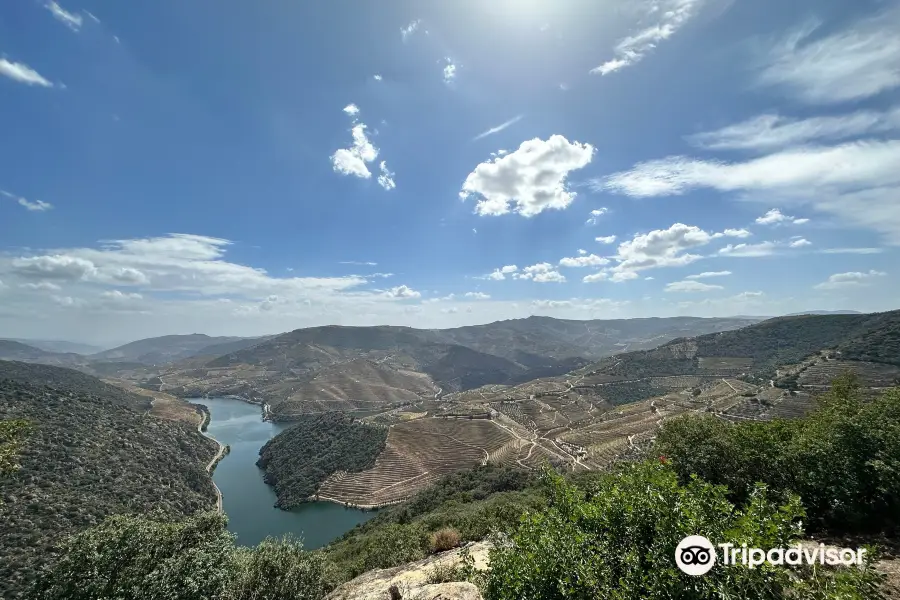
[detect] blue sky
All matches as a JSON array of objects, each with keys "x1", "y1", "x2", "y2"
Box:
[{"x1": 1, "y1": 0, "x2": 898, "y2": 344}]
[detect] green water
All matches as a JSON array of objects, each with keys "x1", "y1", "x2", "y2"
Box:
[{"x1": 189, "y1": 397, "x2": 377, "y2": 548}]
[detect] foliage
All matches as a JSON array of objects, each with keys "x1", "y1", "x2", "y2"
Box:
[
  {"x1": 326, "y1": 465, "x2": 544, "y2": 583},
  {"x1": 256, "y1": 413, "x2": 388, "y2": 509},
  {"x1": 655, "y1": 375, "x2": 900, "y2": 534},
  {"x1": 29, "y1": 512, "x2": 332, "y2": 600},
  {"x1": 0, "y1": 364, "x2": 218, "y2": 598},
  {"x1": 225, "y1": 535, "x2": 330, "y2": 600},
  {"x1": 484, "y1": 464, "x2": 883, "y2": 600},
  {"x1": 28, "y1": 511, "x2": 235, "y2": 600},
  {"x1": 598, "y1": 380, "x2": 670, "y2": 405},
  {"x1": 430, "y1": 527, "x2": 461, "y2": 552},
  {"x1": 0, "y1": 418, "x2": 30, "y2": 477}
]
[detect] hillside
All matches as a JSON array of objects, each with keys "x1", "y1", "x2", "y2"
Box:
[
  {"x1": 0, "y1": 340, "x2": 86, "y2": 368},
  {"x1": 89, "y1": 334, "x2": 262, "y2": 364},
  {"x1": 146, "y1": 317, "x2": 756, "y2": 420},
  {"x1": 0, "y1": 361, "x2": 218, "y2": 598},
  {"x1": 0, "y1": 338, "x2": 104, "y2": 355}
]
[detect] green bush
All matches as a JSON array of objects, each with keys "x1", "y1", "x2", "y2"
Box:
[
  {"x1": 485, "y1": 464, "x2": 883, "y2": 600},
  {"x1": 655, "y1": 375, "x2": 900, "y2": 533},
  {"x1": 226, "y1": 536, "x2": 329, "y2": 600}
]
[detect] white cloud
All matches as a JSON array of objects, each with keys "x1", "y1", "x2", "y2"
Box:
[
  {"x1": 382, "y1": 285, "x2": 421, "y2": 299},
  {"x1": 443, "y1": 59, "x2": 457, "y2": 84},
  {"x1": 755, "y1": 208, "x2": 807, "y2": 226},
  {"x1": 712, "y1": 228, "x2": 752, "y2": 238},
  {"x1": 12, "y1": 255, "x2": 97, "y2": 280},
  {"x1": 516, "y1": 263, "x2": 566, "y2": 283},
  {"x1": 757, "y1": 10, "x2": 900, "y2": 105},
  {"x1": 583, "y1": 272, "x2": 609, "y2": 283},
  {"x1": 19, "y1": 281, "x2": 61, "y2": 291},
  {"x1": 101, "y1": 290, "x2": 143, "y2": 301},
  {"x1": 599, "y1": 141, "x2": 900, "y2": 244},
  {"x1": 0, "y1": 58, "x2": 53, "y2": 87},
  {"x1": 460, "y1": 136, "x2": 594, "y2": 217},
  {"x1": 820, "y1": 248, "x2": 883, "y2": 255},
  {"x1": 377, "y1": 161, "x2": 396, "y2": 191},
  {"x1": 45, "y1": 1, "x2": 83, "y2": 31},
  {"x1": 614, "y1": 223, "x2": 711, "y2": 271},
  {"x1": 1, "y1": 190, "x2": 53, "y2": 212},
  {"x1": 373, "y1": 74, "x2": 382, "y2": 81},
  {"x1": 464, "y1": 292, "x2": 491, "y2": 300},
  {"x1": 814, "y1": 270, "x2": 887, "y2": 290},
  {"x1": 665, "y1": 280, "x2": 724, "y2": 293},
  {"x1": 586, "y1": 208, "x2": 609, "y2": 225},
  {"x1": 484, "y1": 265, "x2": 518, "y2": 281},
  {"x1": 343, "y1": 104, "x2": 360, "y2": 116},
  {"x1": 591, "y1": 0, "x2": 705, "y2": 75},
  {"x1": 718, "y1": 242, "x2": 778, "y2": 257},
  {"x1": 473, "y1": 115, "x2": 523, "y2": 141},
  {"x1": 601, "y1": 141, "x2": 900, "y2": 198},
  {"x1": 687, "y1": 109, "x2": 900, "y2": 152},
  {"x1": 331, "y1": 123, "x2": 378, "y2": 179},
  {"x1": 559, "y1": 254, "x2": 610, "y2": 268},
  {"x1": 595, "y1": 235, "x2": 617, "y2": 244},
  {"x1": 789, "y1": 238, "x2": 812, "y2": 248},
  {"x1": 401, "y1": 19, "x2": 421, "y2": 42},
  {"x1": 686, "y1": 271, "x2": 731, "y2": 279},
  {"x1": 339, "y1": 261, "x2": 377, "y2": 266},
  {"x1": 84, "y1": 10, "x2": 100, "y2": 23}
]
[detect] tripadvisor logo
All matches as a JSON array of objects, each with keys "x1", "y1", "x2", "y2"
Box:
[{"x1": 675, "y1": 535, "x2": 867, "y2": 576}]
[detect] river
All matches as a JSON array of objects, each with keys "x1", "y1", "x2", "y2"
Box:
[{"x1": 189, "y1": 397, "x2": 377, "y2": 548}]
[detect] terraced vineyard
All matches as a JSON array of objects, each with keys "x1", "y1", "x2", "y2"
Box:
[{"x1": 315, "y1": 418, "x2": 516, "y2": 506}]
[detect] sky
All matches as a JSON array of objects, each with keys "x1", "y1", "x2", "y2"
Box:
[{"x1": 1, "y1": 0, "x2": 899, "y2": 345}]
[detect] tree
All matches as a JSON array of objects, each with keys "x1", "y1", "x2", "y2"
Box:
[
  {"x1": 28, "y1": 511, "x2": 235, "y2": 600},
  {"x1": 0, "y1": 419, "x2": 30, "y2": 477}
]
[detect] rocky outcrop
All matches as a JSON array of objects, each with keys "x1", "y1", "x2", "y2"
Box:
[{"x1": 325, "y1": 541, "x2": 491, "y2": 600}]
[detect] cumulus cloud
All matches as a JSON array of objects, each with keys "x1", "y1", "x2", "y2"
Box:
[
  {"x1": 473, "y1": 115, "x2": 523, "y2": 141},
  {"x1": 595, "y1": 235, "x2": 617, "y2": 244},
  {"x1": 460, "y1": 136, "x2": 594, "y2": 217},
  {"x1": 559, "y1": 254, "x2": 610, "y2": 268},
  {"x1": 484, "y1": 265, "x2": 518, "y2": 281},
  {"x1": 19, "y1": 281, "x2": 62, "y2": 291},
  {"x1": 101, "y1": 290, "x2": 143, "y2": 301},
  {"x1": 665, "y1": 280, "x2": 724, "y2": 293},
  {"x1": 814, "y1": 270, "x2": 887, "y2": 290},
  {"x1": 373, "y1": 74, "x2": 382, "y2": 81},
  {"x1": 515, "y1": 263, "x2": 566, "y2": 283},
  {"x1": 591, "y1": 0, "x2": 706, "y2": 75},
  {"x1": 712, "y1": 228, "x2": 752, "y2": 238},
  {"x1": 0, "y1": 58, "x2": 53, "y2": 87},
  {"x1": 687, "y1": 109, "x2": 900, "y2": 152},
  {"x1": 331, "y1": 123, "x2": 378, "y2": 178},
  {"x1": 757, "y1": 10, "x2": 900, "y2": 105},
  {"x1": 343, "y1": 104, "x2": 360, "y2": 116},
  {"x1": 464, "y1": 292, "x2": 491, "y2": 300},
  {"x1": 686, "y1": 271, "x2": 731, "y2": 279},
  {"x1": 789, "y1": 238, "x2": 812, "y2": 248},
  {"x1": 383, "y1": 285, "x2": 421, "y2": 299},
  {"x1": 820, "y1": 248, "x2": 882, "y2": 255},
  {"x1": 586, "y1": 208, "x2": 609, "y2": 225},
  {"x1": 755, "y1": 208, "x2": 808, "y2": 226},
  {"x1": 45, "y1": 1, "x2": 83, "y2": 31}
]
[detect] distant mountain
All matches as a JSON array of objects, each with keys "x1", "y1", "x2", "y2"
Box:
[
  {"x1": 0, "y1": 340, "x2": 87, "y2": 368},
  {"x1": 156, "y1": 316, "x2": 760, "y2": 419},
  {"x1": 784, "y1": 310, "x2": 863, "y2": 316},
  {"x1": 0, "y1": 338, "x2": 105, "y2": 355},
  {"x1": 90, "y1": 334, "x2": 265, "y2": 365}
]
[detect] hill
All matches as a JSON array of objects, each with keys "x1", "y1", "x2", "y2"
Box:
[
  {"x1": 148, "y1": 317, "x2": 757, "y2": 420},
  {"x1": 0, "y1": 361, "x2": 218, "y2": 598},
  {"x1": 0, "y1": 338, "x2": 104, "y2": 355},
  {"x1": 89, "y1": 334, "x2": 264, "y2": 365}
]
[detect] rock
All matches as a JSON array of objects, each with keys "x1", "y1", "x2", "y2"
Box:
[{"x1": 325, "y1": 541, "x2": 491, "y2": 600}]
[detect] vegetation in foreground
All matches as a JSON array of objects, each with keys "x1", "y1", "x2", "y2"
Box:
[
  {"x1": 22, "y1": 376, "x2": 900, "y2": 599},
  {"x1": 256, "y1": 413, "x2": 388, "y2": 509}
]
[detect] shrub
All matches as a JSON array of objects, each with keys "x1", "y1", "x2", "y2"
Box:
[
  {"x1": 430, "y1": 527, "x2": 461, "y2": 553},
  {"x1": 655, "y1": 375, "x2": 900, "y2": 533},
  {"x1": 484, "y1": 464, "x2": 883, "y2": 600},
  {"x1": 225, "y1": 536, "x2": 329, "y2": 600}
]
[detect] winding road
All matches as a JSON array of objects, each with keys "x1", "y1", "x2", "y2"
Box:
[{"x1": 197, "y1": 412, "x2": 225, "y2": 514}]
